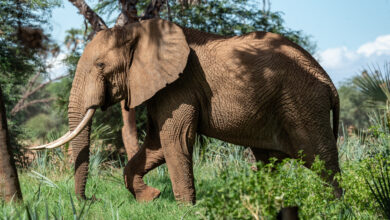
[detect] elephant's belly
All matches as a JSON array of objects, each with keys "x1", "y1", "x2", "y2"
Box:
[{"x1": 198, "y1": 99, "x2": 290, "y2": 153}]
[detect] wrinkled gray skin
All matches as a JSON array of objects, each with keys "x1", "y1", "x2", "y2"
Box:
[{"x1": 69, "y1": 18, "x2": 341, "y2": 203}]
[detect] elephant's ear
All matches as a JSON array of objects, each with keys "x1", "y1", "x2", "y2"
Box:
[{"x1": 128, "y1": 19, "x2": 190, "y2": 108}]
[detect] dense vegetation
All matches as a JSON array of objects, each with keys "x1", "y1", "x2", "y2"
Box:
[
  {"x1": 1, "y1": 0, "x2": 390, "y2": 219},
  {"x1": 1, "y1": 118, "x2": 390, "y2": 219}
]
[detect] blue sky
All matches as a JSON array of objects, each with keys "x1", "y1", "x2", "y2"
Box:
[{"x1": 49, "y1": 0, "x2": 390, "y2": 86}]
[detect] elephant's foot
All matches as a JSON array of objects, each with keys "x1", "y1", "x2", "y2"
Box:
[
  {"x1": 134, "y1": 186, "x2": 161, "y2": 202},
  {"x1": 331, "y1": 179, "x2": 343, "y2": 198},
  {"x1": 333, "y1": 187, "x2": 342, "y2": 198},
  {"x1": 173, "y1": 189, "x2": 196, "y2": 204}
]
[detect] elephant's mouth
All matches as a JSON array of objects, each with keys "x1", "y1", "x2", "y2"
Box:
[
  {"x1": 29, "y1": 108, "x2": 96, "y2": 150},
  {"x1": 100, "y1": 82, "x2": 116, "y2": 111},
  {"x1": 100, "y1": 102, "x2": 109, "y2": 111}
]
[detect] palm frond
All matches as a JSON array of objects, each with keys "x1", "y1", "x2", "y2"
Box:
[
  {"x1": 354, "y1": 63, "x2": 390, "y2": 108},
  {"x1": 365, "y1": 157, "x2": 390, "y2": 219}
]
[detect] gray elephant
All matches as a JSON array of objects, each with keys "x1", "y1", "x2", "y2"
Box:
[{"x1": 32, "y1": 18, "x2": 341, "y2": 203}]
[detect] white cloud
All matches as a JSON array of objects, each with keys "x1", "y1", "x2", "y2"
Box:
[
  {"x1": 357, "y1": 35, "x2": 390, "y2": 57},
  {"x1": 319, "y1": 34, "x2": 390, "y2": 84},
  {"x1": 320, "y1": 47, "x2": 358, "y2": 69}
]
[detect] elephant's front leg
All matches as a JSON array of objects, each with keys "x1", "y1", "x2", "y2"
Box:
[
  {"x1": 123, "y1": 132, "x2": 165, "y2": 202},
  {"x1": 159, "y1": 105, "x2": 198, "y2": 204}
]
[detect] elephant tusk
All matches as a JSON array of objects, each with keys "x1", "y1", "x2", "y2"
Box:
[
  {"x1": 29, "y1": 109, "x2": 95, "y2": 150},
  {"x1": 28, "y1": 131, "x2": 71, "y2": 150}
]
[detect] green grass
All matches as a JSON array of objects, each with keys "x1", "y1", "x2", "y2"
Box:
[
  {"x1": 2, "y1": 133, "x2": 390, "y2": 219},
  {"x1": 0, "y1": 140, "x2": 248, "y2": 219},
  {"x1": 2, "y1": 163, "x2": 202, "y2": 219}
]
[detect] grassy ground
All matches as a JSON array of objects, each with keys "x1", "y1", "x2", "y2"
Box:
[
  {"x1": 1, "y1": 141, "x2": 249, "y2": 219},
  {"x1": 1, "y1": 131, "x2": 390, "y2": 219},
  {"x1": 8, "y1": 165, "x2": 207, "y2": 219}
]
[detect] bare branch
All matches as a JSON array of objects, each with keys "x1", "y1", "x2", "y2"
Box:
[
  {"x1": 177, "y1": 0, "x2": 202, "y2": 8},
  {"x1": 116, "y1": 0, "x2": 139, "y2": 26},
  {"x1": 167, "y1": 0, "x2": 172, "y2": 21},
  {"x1": 25, "y1": 74, "x2": 67, "y2": 98},
  {"x1": 25, "y1": 71, "x2": 41, "y2": 92},
  {"x1": 11, "y1": 74, "x2": 68, "y2": 115},
  {"x1": 68, "y1": 0, "x2": 108, "y2": 31},
  {"x1": 12, "y1": 98, "x2": 56, "y2": 114},
  {"x1": 262, "y1": 0, "x2": 271, "y2": 16}
]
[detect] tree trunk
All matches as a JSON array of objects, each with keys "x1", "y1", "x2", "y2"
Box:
[
  {"x1": 121, "y1": 101, "x2": 139, "y2": 159},
  {"x1": 117, "y1": 0, "x2": 140, "y2": 161},
  {"x1": 0, "y1": 86, "x2": 22, "y2": 202}
]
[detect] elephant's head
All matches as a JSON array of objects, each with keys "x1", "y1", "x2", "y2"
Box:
[{"x1": 31, "y1": 19, "x2": 190, "y2": 198}]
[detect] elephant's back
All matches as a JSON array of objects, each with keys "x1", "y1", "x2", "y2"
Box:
[{"x1": 208, "y1": 30, "x2": 336, "y2": 108}]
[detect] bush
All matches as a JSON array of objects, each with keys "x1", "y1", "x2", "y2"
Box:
[{"x1": 201, "y1": 157, "x2": 343, "y2": 219}]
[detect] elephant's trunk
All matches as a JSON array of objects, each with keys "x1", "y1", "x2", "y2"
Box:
[
  {"x1": 30, "y1": 65, "x2": 103, "y2": 199},
  {"x1": 68, "y1": 76, "x2": 92, "y2": 200},
  {"x1": 68, "y1": 110, "x2": 91, "y2": 199}
]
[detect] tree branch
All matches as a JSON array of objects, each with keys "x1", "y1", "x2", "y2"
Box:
[
  {"x1": 12, "y1": 98, "x2": 56, "y2": 114},
  {"x1": 177, "y1": 0, "x2": 202, "y2": 9},
  {"x1": 11, "y1": 74, "x2": 68, "y2": 115},
  {"x1": 25, "y1": 71, "x2": 41, "y2": 92},
  {"x1": 68, "y1": 0, "x2": 108, "y2": 31},
  {"x1": 141, "y1": 0, "x2": 166, "y2": 20},
  {"x1": 116, "y1": 0, "x2": 139, "y2": 26}
]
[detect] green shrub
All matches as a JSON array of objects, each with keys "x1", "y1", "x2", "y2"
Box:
[{"x1": 201, "y1": 157, "x2": 344, "y2": 219}]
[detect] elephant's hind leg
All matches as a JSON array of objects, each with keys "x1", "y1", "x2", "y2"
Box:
[
  {"x1": 286, "y1": 115, "x2": 342, "y2": 197},
  {"x1": 123, "y1": 132, "x2": 165, "y2": 202}
]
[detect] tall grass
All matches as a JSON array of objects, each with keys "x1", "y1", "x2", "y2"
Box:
[{"x1": 3, "y1": 116, "x2": 390, "y2": 218}]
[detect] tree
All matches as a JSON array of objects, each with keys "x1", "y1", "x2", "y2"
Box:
[
  {"x1": 0, "y1": 0, "x2": 59, "y2": 202},
  {"x1": 338, "y1": 77, "x2": 371, "y2": 130},
  {"x1": 0, "y1": 87, "x2": 22, "y2": 202}
]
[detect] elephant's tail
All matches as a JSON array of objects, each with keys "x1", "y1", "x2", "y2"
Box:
[{"x1": 332, "y1": 97, "x2": 340, "y2": 141}]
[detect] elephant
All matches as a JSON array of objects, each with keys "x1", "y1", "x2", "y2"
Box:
[{"x1": 32, "y1": 18, "x2": 341, "y2": 203}]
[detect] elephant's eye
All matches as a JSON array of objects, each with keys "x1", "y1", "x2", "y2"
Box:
[{"x1": 97, "y1": 62, "x2": 105, "y2": 69}]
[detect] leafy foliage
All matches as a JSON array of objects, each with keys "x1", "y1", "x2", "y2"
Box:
[
  {"x1": 201, "y1": 158, "x2": 340, "y2": 219},
  {"x1": 0, "y1": 0, "x2": 60, "y2": 151}
]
